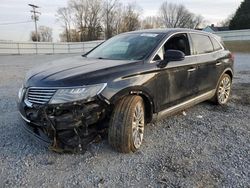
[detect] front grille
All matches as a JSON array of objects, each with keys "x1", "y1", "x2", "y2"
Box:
[{"x1": 27, "y1": 88, "x2": 57, "y2": 105}]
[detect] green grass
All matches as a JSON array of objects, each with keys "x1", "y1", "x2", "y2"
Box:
[{"x1": 224, "y1": 40, "x2": 250, "y2": 53}]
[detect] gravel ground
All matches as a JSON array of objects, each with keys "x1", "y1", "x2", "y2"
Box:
[{"x1": 0, "y1": 53, "x2": 249, "y2": 187}]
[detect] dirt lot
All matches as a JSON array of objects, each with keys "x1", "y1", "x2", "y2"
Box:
[{"x1": 0, "y1": 54, "x2": 249, "y2": 187}]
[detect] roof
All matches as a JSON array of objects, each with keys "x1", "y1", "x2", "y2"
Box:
[{"x1": 127, "y1": 28, "x2": 211, "y2": 35}]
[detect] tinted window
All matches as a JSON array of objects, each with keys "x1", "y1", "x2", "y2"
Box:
[
  {"x1": 190, "y1": 34, "x2": 213, "y2": 54},
  {"x1": 153, "y1": 33, "x2": 190, "y2": 61},
  {"x1": 87, "y1": 33, "x2": 164, "y2": 60},
  {"x1": 210, "y1": 36, "x2": 222, "y2": 51},
  {"x1": 165, "y1": 33, "x2": 190, "y2": 56}
]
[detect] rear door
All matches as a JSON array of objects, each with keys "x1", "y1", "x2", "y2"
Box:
[{"x1": 189, "y1": 33, "x2": 220, "y2": 94}]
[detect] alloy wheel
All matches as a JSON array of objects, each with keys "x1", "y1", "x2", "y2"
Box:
[
  {"x1": 218, "y1": 76, "x2": 231, "y2": 104},
  {"x1": 132, "y1": 102, "x2": 144, "y2": 149}
]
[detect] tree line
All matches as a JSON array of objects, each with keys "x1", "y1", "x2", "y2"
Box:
[
  {"x1": 55, "y1": 0, "x2": 204, "y2": 42},
  {"x1": 30, "y1": 0, "x2": 250, "y2": 42},
  {"x1": 229, "y1": 0, "x2": 250, "y2": 30},
  {"x1": 30, "y1": 26, "x2": 53, "y2": 42}
]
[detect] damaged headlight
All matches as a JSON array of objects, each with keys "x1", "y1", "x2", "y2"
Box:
[{"x1": 49, "y1": 83, "x2": 107, "y2": 104}]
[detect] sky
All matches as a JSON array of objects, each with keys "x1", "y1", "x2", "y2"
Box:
[{"x1": 0, "y1": 0, "x2": 244, "y2": 42}]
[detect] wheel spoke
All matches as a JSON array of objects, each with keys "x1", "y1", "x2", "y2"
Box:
[
  {"x1": 132, "y1": 102, "x2": 144, "y2": 149},
  {"x1": 217, "y1": 76, "x2": 231, "y2": 104},
  {"x1": 225, "y1": 84, "x2": 231, "y2": 90},
  {"x1": 132, "y1": 121, "x2": 137, "y2": 129}
]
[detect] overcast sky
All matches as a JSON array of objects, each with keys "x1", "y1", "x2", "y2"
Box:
[{"x1": 0, "y1": 0, "x2": 243, "y2": 42}]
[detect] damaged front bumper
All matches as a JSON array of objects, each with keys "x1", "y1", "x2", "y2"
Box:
[{"x1": 18, "y1": 96, "x2": 109, "y2": 153}]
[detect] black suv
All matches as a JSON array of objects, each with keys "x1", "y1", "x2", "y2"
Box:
[{"x1": 18, "y1": 29, "x2": 234, "y2": 153}]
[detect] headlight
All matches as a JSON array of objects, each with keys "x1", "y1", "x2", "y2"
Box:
[{"x1": 49, "y1": 83, "x2": 107, "y2": 104}]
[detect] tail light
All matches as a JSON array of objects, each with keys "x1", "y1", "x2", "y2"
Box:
[{"x1": 229, "y1": 53, "x2": 235, "y2": 61}]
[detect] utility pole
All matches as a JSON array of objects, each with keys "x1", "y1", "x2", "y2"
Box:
[{"x1": 28, "y1": 4, "x2": 41, "y2": 42}]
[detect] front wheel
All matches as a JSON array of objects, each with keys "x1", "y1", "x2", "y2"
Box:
[
  {"x1": 213, "y1": 73, "x2": 232, "y2": 105},
  {"x1": 108, "y1": 96, "x2": 145, "y2": 153}
]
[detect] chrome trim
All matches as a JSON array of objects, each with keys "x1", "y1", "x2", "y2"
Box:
[
  {"x1": 28, "y1": 92, "x2": 56, "y2": 95},
  {"x1": 25, "y1": 83, "x2": 107, "y2": 105},
  {"x1": 19, "y1": 112, "x2": 31, "y2": 123},
  {"x1": 24, "y1": 99, "x2": 33, "y2": 107},
  {"x1": 97, "y1": 83, "x2": 107, "y2": 95},
  {"x1": 28, "y1": 100, "x2": 47, "y2": 104},
  {"x1": 28, "y1": 94, "x2": 51, "y2": 98},
  {"x1": 157, "y1": 90, "x2": 216, "y2": 120},
  {"x1": 28, "y1": 89, "x2": 57, "y2": 92},
  {"x1": 26, "y1": 83, "x2": 107, "y2": 90},
  {"x1": 187, "y1": 68, "x2": 196, "y2": 72},
  {"x1": 26, "y1": 88, "x2": 56, "y2": 105},
  {"x1": 28, "y1": 97, "x2": 50, "y2": 101}
]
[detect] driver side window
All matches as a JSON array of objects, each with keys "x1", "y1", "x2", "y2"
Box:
[{"x1": 153, "y1": 33, "x2": 191, "y2": 61}]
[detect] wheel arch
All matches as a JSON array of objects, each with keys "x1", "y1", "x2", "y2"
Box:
[
  {"x1": 224, "y1": 68, "x2": 233, "y2": 80},
  {"x1": 109, "y1": 87, "x2": 155, "y2": 123},
  {"x1": 215, "y1": 67, "x2": 233, "y2": 90}
]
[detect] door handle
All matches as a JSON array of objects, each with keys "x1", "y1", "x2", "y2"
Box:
[
  {"x1": 216, "y1": 62, "x2": 222, "y2": 66},
  {"x1": 188, "y1": 67, "x2": 196, "y2": 72}
]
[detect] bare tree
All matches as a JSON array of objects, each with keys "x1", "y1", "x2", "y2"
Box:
[
  {"x1": 56, "y1": 7, "x2": 72, "y2": 42},
  {"x1": 87, "y1": 0, "x2": 103, "y2": 40},
  {"x1": 141, "y1": 16, "x2": 162, "y2": 29},
  {"x1": 120, "y1": 3, "x2": 141, "y2": 32},
  {"x1": 69, "y1": 0, "x2": 88, "y2": 41},
  {"x1": 39, "y1": 26, "x2": 53, "y2": 42},
  {"x1": 57, "y1": 0, "x2": 144, "y2": 41},
  {"x1": 193, "y1": 15, "x2": 205, "y2": 29},
  {"x1": 56, "y1": 0, "x2": 207, "y2": 41},
  {"x1": 159, "y1": 1, "x2": 204, "y2": 28},
  {"x1": 60, "y1": 29, "x2": 80, "y2": 42},
  {"x1": 102, "y1": 0, "x2": 120, "y2": 39},
  {"x1": 69, "y1": 0, "x2": 102, "y2": 41},
  {"x1": 110, "y1": 3, "x2": 123, "y2": 35},
  {"x1": 30, "y1": 31, "x2": 40, "y2": 42}
]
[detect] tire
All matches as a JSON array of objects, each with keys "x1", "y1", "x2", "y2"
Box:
[
  {"x1": 212, "y1": 73, "x2": 232, "y2": 105},
  {"x1": 108, "y1": 96, "x2": 145, "y2": 153}
]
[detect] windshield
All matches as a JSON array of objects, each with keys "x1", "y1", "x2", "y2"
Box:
[{"x1": 86, "y1": 33, "x2": 164, "y2": 60}]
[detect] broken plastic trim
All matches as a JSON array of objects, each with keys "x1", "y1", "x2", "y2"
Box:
[{"x1": 23, "y1": 97, "x2": 109, "y2": 153}]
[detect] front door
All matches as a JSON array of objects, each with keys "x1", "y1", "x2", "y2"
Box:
[{"x1": 152, "y1": 33, "x2": 199, "y2": 111}]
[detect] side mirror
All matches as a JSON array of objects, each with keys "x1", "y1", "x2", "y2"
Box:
[{"x1": 157, "y1": 50, "x2": 185, "y2": 68}]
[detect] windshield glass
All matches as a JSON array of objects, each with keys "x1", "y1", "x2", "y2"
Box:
[{"x1": 86, "y1": 33, "x2": 164, "y2": 60}]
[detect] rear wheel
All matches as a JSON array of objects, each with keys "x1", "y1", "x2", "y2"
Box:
[
  {"x1": 108, "y1": 96, "x2": 145, "y2": 153},
  {"x1": 213, "y1": 74, "x2": 232, "y2": 105}
]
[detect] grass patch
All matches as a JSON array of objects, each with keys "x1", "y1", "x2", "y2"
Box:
[{"x1": 224, "y1": 40, "x2": 250, "y2": 53}]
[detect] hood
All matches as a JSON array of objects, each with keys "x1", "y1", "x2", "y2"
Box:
[{"x1": 25, "y1": 55, "x2": 141, "y2": 87}]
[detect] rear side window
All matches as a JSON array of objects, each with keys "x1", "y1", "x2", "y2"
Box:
[
  {"x1": 210, "y1": 36, "x2": 223, "y2": 51},
  {"x1": 190, "y1": 34, "x2": 214, "y2": 55}
]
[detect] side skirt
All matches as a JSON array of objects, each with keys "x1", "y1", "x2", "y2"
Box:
[{"x1": 153, "y1": 89, "x2": 216, "y2": 122}]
